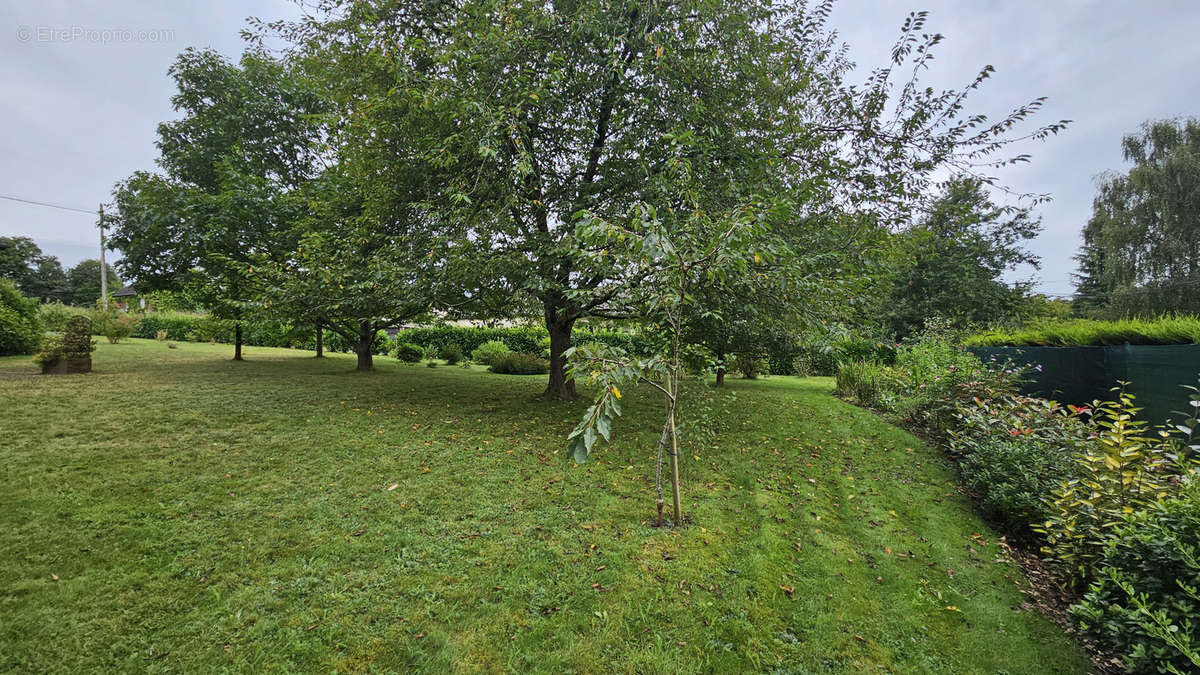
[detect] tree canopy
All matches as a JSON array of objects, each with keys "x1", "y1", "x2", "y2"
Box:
[
  {"x1": 1074, "y1": 118, "x2": 1200, "y2": 317},
  {"x1": 270, "y1": 0, "x2": 1066, "y2": 396},
  {"x1": 882, "y1": 177, "x2": 1041, "y2": 338},
  {"x1": 0, "y1": 236, "x2": 71, "y2": 303},
  {"x1": 67, "y1": 259, "x2": 122, "y2": 307},
  {"x1": 109, "y1": 48, "x2": 327, "y2": 359}
]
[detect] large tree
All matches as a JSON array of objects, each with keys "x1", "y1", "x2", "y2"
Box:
[
  {"x1": 66, "y1": 259, "x2": 122, "y2": 307},
  {"x1": 881, "y1": 177, "x2": 1041, "y2": 338},
  {"x1": 108, "y1": 48, "x2": 326, "y2": 359},
  {"x1": 256, "y1": 168, "x2": 445, "y2": 372},
  {"x1": 1074, "y1": 118, "x2": 1200, "y2": 316},
  {"x1": 276, "y1": 2, "x2": 1067, "y2": 399}
]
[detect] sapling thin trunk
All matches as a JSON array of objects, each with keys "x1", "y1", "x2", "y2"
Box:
[
  {"x1": 566, "y1": 199, "x2": 757, "y2": 528},
  {"x1": 668, "y1": 400, "x2": 682, "y2": 524}
]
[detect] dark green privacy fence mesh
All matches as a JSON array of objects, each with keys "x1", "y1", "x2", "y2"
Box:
[{"x1": 967, "y1": 345, "x2": 1200, "y2": 426}]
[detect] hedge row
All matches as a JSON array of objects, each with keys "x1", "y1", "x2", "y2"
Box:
[
  {"x1": 130, "y1": 312, "x2": 396, "y2": 354},
  {"x1": 965, "y1": 315, "x2": 1200, "y2": 347},
  {"x1": 120, "y1": 312, "x2": 896, "y2": 374},
  {"x1": 392, "y1": 324, "x2": 658, "y2": 357},
  {"x1": 125, "y1": 313, "x2": 656, "y2": 359}
]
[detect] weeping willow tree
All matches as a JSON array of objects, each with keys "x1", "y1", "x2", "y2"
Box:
[{"x1": 1074, "y1": 118, "x2": 1200, "y2": 317}]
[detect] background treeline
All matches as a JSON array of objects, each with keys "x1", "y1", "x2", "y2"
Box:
[{"x1": 0, "y1": 236, "x2": 121, "y2": 306}]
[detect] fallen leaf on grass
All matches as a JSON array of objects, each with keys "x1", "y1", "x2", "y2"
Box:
[
  {"x1": 779, "y1": 584, "x2": 795, "y2": 596},
  {"x1": 387, "y1": 483, "x2": 399, "y2": 491}
]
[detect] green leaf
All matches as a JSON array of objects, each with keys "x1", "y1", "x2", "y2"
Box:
[
  {"x1": 597, "y1": 414, "x2": 612, "y2": 442},
  {"x1": 569, "y1": 435, "x2": 589, "y2": 464}
]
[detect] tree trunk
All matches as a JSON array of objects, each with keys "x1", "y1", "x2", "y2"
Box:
[
  {"x1": 543, "y1": 303, "x2": 578, "y2": 400},
  {"x1": 233, "y1": 322, "x2": 244, "y2": 361},
  {"x1": 315, "y1": 323, "x2": 324, "y2": 358},
  {"x1": 355, "y1": 320, "x2": 374, "y2": 372},
  {"x1": 715, "y1": 351, "x2": 726, "y2": 386}
]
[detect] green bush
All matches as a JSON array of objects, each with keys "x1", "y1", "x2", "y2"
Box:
[
  {"x1": 133, "y1": 311, "x2": 207, "y2": 341},
  {"x1": 439, "y1": 342, "x2": 463, "y2": 365},
  {"x1": 393, "y1": 342, "x2": 424, "y2": 363},
  {"x1": 32, "y1": 335, "x2": 64, "y2": 366},
  {"x1": 734, "y1": 352, "x2": 769, "y2": 379},
  {"x1": 36, "y1": 302, "x2": 88, "y2": 332},
  {"x1": 1036, "y1": 386, "x2": 1200, "y2": 584},
  {"x1": 92, "y1": 308, "x2": 138, "y2": 344},
  {"x1": 0, "y1": 279, "x2": 41, "y2": 356},
  {"x1": 1071, "y1": 483, "x2": 1200, "y2": 674},
  {"x1": 788, "y1": 337, "x2": 897, "y2": 376},
  {"x1": 791, "y1": 354, "x2": 813, "y2": 378},
  {"x1": 34, "y1": 316, "x2": 95, "y2": 366},
  {"x1": 836, "y1": 321, "x2": 1024, "y2": 442},
  {"x1": 950, "y1": 394, "x2": 1088, "y2": 534},
  {"x1": 470, "y1": 340, "x2": 511, "y2": 366},
  {"x1": 489, "y1": 352, "x2": 550, "y2": 375},
  {"x1": 960, "y1": 439, "x2": 1076, "y2": 534}
]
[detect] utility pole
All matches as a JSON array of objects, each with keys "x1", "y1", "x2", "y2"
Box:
[{"x1": 99, "y1": 204, "x2": 108, "y2": 310}]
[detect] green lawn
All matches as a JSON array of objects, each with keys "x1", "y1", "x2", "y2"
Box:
[{"x1": 0, "y1": 340, "x2": 1089, "y2": 673}]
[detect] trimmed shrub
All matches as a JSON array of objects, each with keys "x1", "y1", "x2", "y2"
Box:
[
  {"x1": 965, "y1": 315, "x2": 1200, "y2": 347},
  {"x1": 0, "y1": 279, "x2": 41, "y2": 356},
  {"x1": 35, "y1": 315, "x2": 95, "y2": 369},
  {"x1": 393, "y1": 342, "x2": 424, "y2": 363},
  {"x1": 62, "y1": 316, "x2": 95, "y2": 357},
  {"x1": 1071, "y1": 483, "x2": 1200, "y2": 674},
  {"x1": 470, "y1": 340, "x2": 510, "y2": 366},
  {"x1": 490, "y1": 352, "x2": 550, "y2": 375},
  {"x1": 439, "y1": 342, "x2": 463, "y2": 365},
  {"x1": 393, "y1": 324, "x2": 655, "y2": 358}
]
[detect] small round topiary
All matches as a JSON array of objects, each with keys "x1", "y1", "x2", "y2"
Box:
[{"x1": 393, "y1": 342, "x2": 424, "y2": 363}]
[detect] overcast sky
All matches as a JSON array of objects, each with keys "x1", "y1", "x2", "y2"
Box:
[{"x1": 2, "y1": 1, "x2": 1198, "y2": 298}]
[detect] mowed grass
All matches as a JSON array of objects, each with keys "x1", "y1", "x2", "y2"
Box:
[{"x1": 0, "y1": 340, "x2": 1089, "y2": 673}]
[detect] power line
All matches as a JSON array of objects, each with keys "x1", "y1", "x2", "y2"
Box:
[{"x1": 0, "y1": 193, "x2": 95, "y2": 215}]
